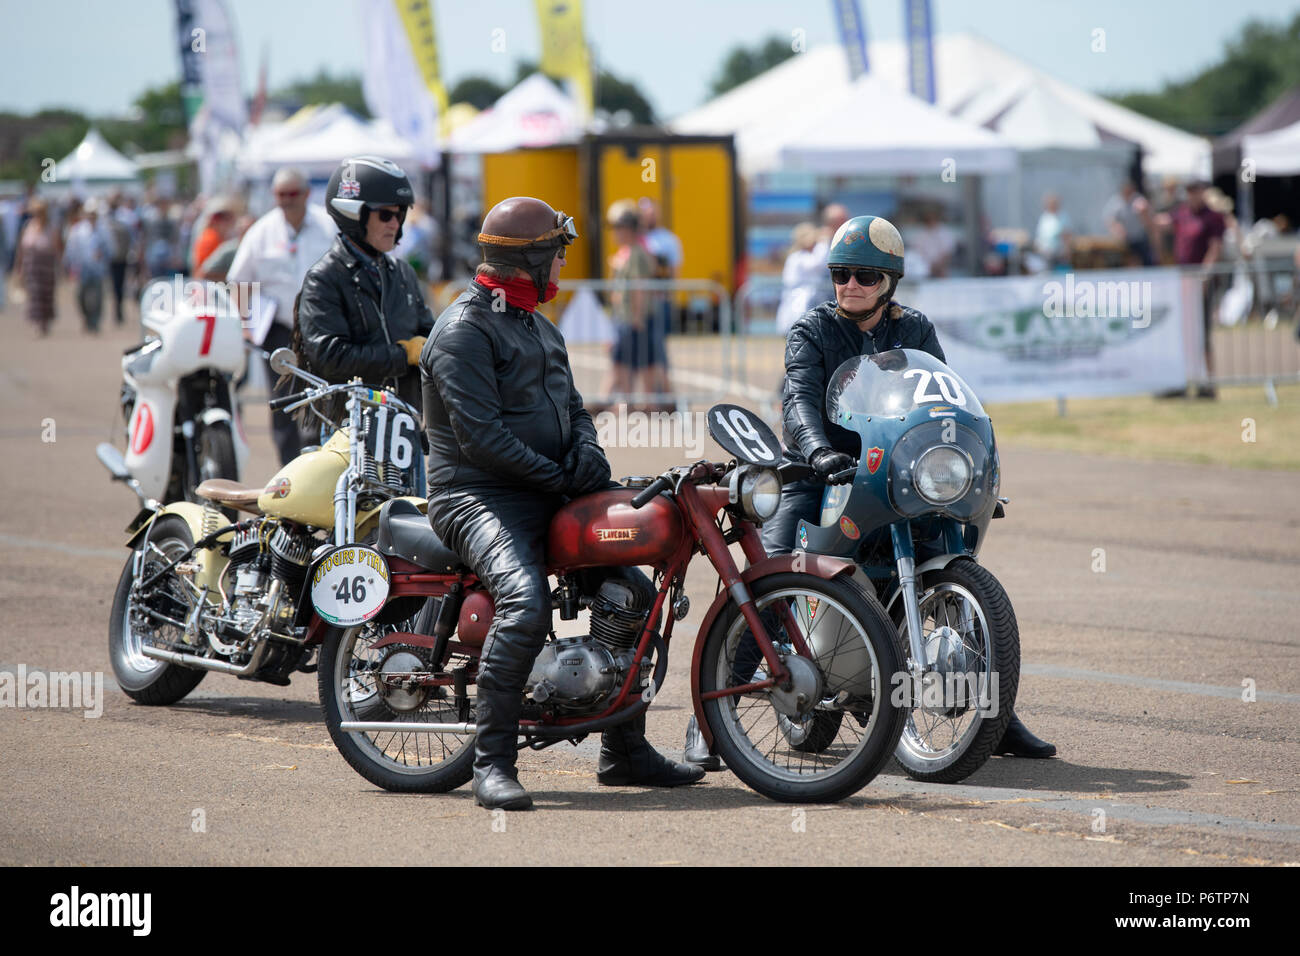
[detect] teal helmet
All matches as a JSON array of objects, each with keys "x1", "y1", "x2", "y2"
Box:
[{"x1": 826, "y1": 215, "x2": 905, "y2": 277}]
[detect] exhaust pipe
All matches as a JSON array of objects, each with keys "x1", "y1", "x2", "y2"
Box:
[{"x1": 142, "y1": 640, "x2": 269, "y2": 677}]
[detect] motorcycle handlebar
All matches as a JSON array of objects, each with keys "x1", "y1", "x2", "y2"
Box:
[
  {"x1": 630, "y1": 475, "x2": 671, "y2": 509},
  {"x1": 268, "y1": 390, "x2": 309, "y2": 411}
]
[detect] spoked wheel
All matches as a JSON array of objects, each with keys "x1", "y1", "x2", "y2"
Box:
[
  {"x1": 699, "y1": 573, "x2": 905, "y2": 803},
  {"x1": 319, "y1": 619, "x2": 477, "y2": 793},
  {"x1": 891, "y1": 560, "x2": 1019, "y2": 784},
  {"x1": 108, "y1": 515, "x2": 207, "y2": 705}
]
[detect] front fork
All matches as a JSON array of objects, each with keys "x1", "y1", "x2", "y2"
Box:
[{"x1": 890, "y1": 521, "x2": 928, "y2": 681}]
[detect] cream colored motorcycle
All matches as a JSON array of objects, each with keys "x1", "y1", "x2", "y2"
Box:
[{"x1": 98, "y1": 349, "x2": 425, "y2": 703}]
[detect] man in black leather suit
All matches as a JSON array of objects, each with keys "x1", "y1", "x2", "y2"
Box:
[{"x1": 421, "y1": 197, "x2": 702, "y2": 811}]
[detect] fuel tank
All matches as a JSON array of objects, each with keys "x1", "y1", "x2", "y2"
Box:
[
  {"x1": 257, "y1": 429, "x2": 349, "y2": 528},
  {"x1": 547, "y1": 487, "x2": 686, "y2": 571}
]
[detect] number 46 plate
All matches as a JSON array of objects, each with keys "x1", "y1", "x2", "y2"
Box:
[{"x1": 310, "y1": 545, "x2": 391, "y2": 626}]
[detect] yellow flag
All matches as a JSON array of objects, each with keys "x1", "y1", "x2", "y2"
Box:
[
  {"x1": 534, "y1": 0, "x2": 593, "y2": 119},
  {"x1": 395, "y1": 0, "x2": 449, "y2": 125}
]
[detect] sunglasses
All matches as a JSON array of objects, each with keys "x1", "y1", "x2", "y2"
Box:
[
  {"x1": 369, "y1": 207, "x2": 406, "y2": 224},
  {"x1": 275, "y1": 190, "x2": 302, "y2": 200},
  {"x1": 830, "y1": 267, "x2": 885, "y2": 287}
]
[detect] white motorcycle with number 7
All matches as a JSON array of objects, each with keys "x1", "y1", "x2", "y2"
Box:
[
  {"x1": 98, "y1": 348, "x2": 427, "y2": 704},
  {"x1": 118, "y1": 279, "x2": 251, "y2": 505}
]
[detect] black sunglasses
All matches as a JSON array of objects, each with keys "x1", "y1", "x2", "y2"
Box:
[
  {"x1": 369, "y1": 207, "x2": 406, "y2": 224},
  {"x1": 830, "y1": 267, "x2": 885, "y2": 287}
]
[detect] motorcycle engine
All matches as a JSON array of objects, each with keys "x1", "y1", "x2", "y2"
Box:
[
  {"x1": 525, "y1": 578, "x2": 655, "y2": 713},
  {"x1": 220, "y1": 521, "x2": 315, "y2": 641}
]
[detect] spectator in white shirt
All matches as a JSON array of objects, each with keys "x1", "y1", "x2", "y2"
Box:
[
  {"x1": 776, "y1": 222, "x2": 823, "y2": 332},
  {"x1": 227, "y1": 167, "x2": 336, "y2": 465}
]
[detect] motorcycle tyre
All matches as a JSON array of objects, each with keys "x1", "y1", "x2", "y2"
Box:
[
  {"x1": 892, "y1": 559, "x2": 1019, "y2": 785},
  {"x1": 318, "y1": 623, "x2": 475, "y2": 794},
  {"x1": 108, "y1": 515, "x2": 207, "y2": 705},
  {"x1": 699, "y1": 572, "x2": 906, "y2": 803}
]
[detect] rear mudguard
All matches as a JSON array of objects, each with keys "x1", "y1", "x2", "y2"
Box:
[
  {"x1": 123, "y1": 500, "x2": 230, "y2": 597},
  {"x1": 689, "y1": 553, "x2": 856, "y2": 752}
]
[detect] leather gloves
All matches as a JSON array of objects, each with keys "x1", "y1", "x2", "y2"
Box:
[
  {"x1": 396, "y1": 336, "x2": 427, "y2": 366},
  {"x1": 563, "y1": 440, "x2": 611, "y2": 497},
  {"x1": 810, "y1": 447, "x2": 857, "y2": 484}
]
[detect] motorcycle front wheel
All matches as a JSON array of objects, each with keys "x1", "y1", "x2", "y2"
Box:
[
  {"x1": 699, "y1": 573, "x2": 906, "y2": 803},
  {"x1": 108, "y1": 515, "x2": 207, "y2": 705},
  {"x1": 319, "y1": 619, "x2": 477, "y2": 793},
  {"x1": 891, "y1": 560, "x2": 1019, "y2": 784}
]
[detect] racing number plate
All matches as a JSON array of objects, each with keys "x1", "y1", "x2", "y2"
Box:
[
  {"x1": 707, "y1": 403, "x2": 780, "y2": 466},
  {"x1": 363, "y1": 405, "x2": 418, "y2": 470},
  {"x1": 310, "y1": 545, "x2": 391, "y2": 627}
]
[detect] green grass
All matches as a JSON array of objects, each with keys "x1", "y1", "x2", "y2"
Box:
[{"x1": 987, "y1": 384, "x2": 1300, "y2": 470}]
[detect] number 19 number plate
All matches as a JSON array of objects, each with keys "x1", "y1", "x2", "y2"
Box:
[{"x1": 310, "y1": 545, "x2": 391, "y2": 626}]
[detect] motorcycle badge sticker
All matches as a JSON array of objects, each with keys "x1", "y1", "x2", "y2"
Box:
[
  {"x1": 839, "y1": 516, "x2": 860, "y2": 539},
  {"x1": 865, "y1": 447, "x2": 884, "y2": 474},
  {"x1": 311, "y1": 545, "x2": 391, "y2": 627}
]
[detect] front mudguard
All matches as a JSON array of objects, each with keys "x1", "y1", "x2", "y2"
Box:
[
  {"x1": 123, "y1": 500, "x2": 230, "y2": 597},
  {"x1": 689, "y1": 553, "x2": 857, "y2": 753}
]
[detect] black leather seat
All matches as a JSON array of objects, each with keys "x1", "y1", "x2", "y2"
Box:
[{"x1": 376, "y1": 499, "x2": 467, "y2": 572}]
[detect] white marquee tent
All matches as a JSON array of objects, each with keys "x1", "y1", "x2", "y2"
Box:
[
  {"x1": 237, "y1": 105, "x2": 425, "y2": 179},
  {"x1": 50, "y1": 128, "x2": 139, "y2": 186},
  {"x1": 449, "y1": 74, "x2": 583, "y2": 153},
  {"x1": 674, "y1": 33, "x2": 1210, "y2": 181},
  {"x1": 760, "y1": 73, "x2": 1018, "y2": 178},
  {"x1": 1241, "y1": 119, "x2": 1300, "y2": 177}
]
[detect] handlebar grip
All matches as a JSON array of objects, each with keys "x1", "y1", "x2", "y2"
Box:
[
  {"x1": 268, "y1": 390, "x2": 308, "y2": 411},
  {"x1": 630, "y1": 476, "x2": 671, "y2": 509}
]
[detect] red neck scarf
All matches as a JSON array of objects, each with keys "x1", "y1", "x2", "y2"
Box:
[{"x1": 474, "y1": 275, "x2": 557, "y2": 312}]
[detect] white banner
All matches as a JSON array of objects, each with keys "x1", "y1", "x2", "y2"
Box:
[
  {"x1": 359, "y1": 0, "x2": 441, "y2": 167},
  {"x1": 904, "y1": 267, "x2": 1205, "y2": 403}
]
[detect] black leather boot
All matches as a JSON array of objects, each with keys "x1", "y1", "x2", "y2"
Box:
[
  {"x1": 472, "y1": 689, "x2": 533, "y2": 810},
  {"x1": 683, "y1": 715, "x2": 722, "y2": 771},
  {"x1": 598, "y1": 711, "x2": 706, "y2": 787},
  {"x1": 995, "y1": 711, "x2": 1057, "y2": 758}
]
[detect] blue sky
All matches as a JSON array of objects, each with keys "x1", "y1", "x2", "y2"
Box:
[{"x1": 2, "y1": 0, "x2": 1298, "y2": 120}]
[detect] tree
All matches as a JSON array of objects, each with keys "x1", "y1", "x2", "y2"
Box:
[
  {"x1": 512, "y1": 59, "x2": 656, "y2": 125},
  {"x1": 448, "y1": 75, "x2": 507, "y2": 110},
  {"x1": 274, "y1": 69, "x2": 370, "y2": 116},
  {"x1": 1110, "y1": 13, "x2": 1300, "y2": 136},
  {"x1": 709, "y1": 35, "x2": 798, "y2": 98}
]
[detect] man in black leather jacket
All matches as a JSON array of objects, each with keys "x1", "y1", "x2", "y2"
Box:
[
  {"x1": 293, "y1": 157, "x2": 433, "y2": 459},
  {"x1": 421, "y1": 197, "x2": 702, "y2": 811}
]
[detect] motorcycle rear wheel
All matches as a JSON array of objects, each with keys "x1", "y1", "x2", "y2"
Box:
[
  {"x1": 108, "y1": 515, "x2": 207, "y2": 705},
  {"x1": 699, "y1": 573, "x2": 905, "y2": 803},
  {"x1": 891, "y1": 560, "x2": 1019, "y2": 784},
  {"x1": 319, "y1": 621, "x2": 476, "y2": 793}
]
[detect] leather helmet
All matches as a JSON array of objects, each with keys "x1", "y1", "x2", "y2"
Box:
[{"x1": 478, "y1": 196, "x2": 577, "y2": 297}]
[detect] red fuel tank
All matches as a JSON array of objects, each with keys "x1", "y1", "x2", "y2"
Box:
[{"x1": 547, "y1": 488, "x2": 687, "y2": 571}]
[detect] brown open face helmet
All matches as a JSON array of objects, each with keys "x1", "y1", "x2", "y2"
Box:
[{"x1": 478, "y1": 196, "x2": 577, "y2": 297}]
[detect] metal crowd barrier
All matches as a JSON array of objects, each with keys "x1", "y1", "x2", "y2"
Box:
[{"x1": 432, "y1": 277, "x2": 735, "y2": 412}]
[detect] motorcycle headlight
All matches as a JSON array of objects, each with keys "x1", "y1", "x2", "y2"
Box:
[
  {"x1": 913, "y1": 445, "x2": 973, "y2": 505},
  {"x1": 730, "y1": 466, "x2": 782, "y2": 522}
]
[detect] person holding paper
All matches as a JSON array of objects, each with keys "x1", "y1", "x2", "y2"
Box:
[{"x1": 227, "y1": 167, "x2": 335, "y2": 465}]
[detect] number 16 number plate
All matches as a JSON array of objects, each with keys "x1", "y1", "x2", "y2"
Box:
[{"x1": 310, "y1": 545, "x2": 391, "y2": 626}]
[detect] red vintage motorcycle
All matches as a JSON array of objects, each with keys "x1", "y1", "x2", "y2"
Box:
[{"x1": 309, "y1": 405, "x2": 906, "y2": 803}]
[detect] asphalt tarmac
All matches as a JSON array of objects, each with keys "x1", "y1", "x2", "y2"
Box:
[{"x1": 1, "y1": 298, "x2": 1296, "y2": 867}]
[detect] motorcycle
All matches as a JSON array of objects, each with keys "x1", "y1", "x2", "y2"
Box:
[
  {"x1": 98, "y1": 348, "x2": 424, "y2": 704},
  {"x1": 796, "y1": 349, "x2": 1019, "y2": 784},
  {"x1": 311, "y1": 403, "x2": 907, "y2": 803},
  {"x1": 120, "y1": 278, "x2": 251, "y2": 505}
]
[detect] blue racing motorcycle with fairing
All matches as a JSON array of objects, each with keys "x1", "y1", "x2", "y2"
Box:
[{"x1": 794, "y1": 348, "x2": 1019, "y2": 783}]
